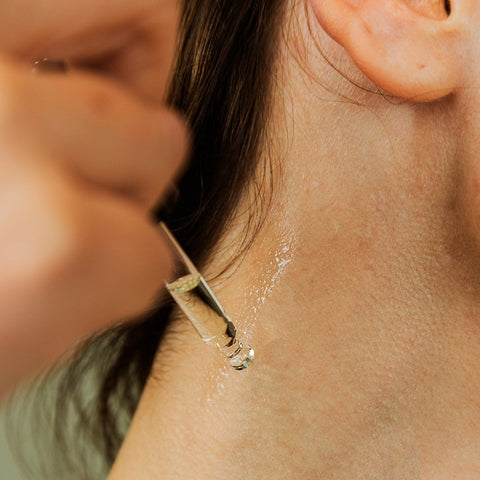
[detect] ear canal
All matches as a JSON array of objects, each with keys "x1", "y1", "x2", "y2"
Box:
[
  {"x1": 445, "y1": 0, "x2": 452, "y2": 15},
  {"x1": 405, "y1": 0, "x2": 451, "y2": 19}
]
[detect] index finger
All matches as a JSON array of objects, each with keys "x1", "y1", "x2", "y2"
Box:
[
  {"x1": 0, "y1": 1, "x2": 181, "y2": 98},
  {"x1": 0, "y1": 56, "x2": 188, "y2": 210}
]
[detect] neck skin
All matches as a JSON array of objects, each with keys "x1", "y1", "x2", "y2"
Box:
[{"x1": 109, "y1": 6, "x2": 480, "y2": 480}]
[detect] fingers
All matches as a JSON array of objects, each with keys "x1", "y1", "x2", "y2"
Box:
[
  {"x1": 0, "y1": 1, "x2": 181, "y2": 101},
  {"x1": 0, "y1": 1, "x2": 186, "y2": 397},
  {"x1": 0, "y1": 151, "x2": 173, "y2": 397},
  {"x1": 0, "y1": 56, "x2": 188, "y2": 210}
]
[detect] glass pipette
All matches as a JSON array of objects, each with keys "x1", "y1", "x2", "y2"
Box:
[{"x1": 159, "y1": 222, "x2": 254, "y2": 370}]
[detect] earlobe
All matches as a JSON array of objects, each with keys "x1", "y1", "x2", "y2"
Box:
[{"x1": 309, "y1": 0, "x2": 460, "y2": 101}]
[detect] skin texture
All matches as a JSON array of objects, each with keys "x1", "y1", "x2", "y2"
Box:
[
  {"x1": 108, "y1": 0, "x2": 480, "y2": 479},
  {"x1": 0, "y1": 0, "x2": 187, "y2": 400}
]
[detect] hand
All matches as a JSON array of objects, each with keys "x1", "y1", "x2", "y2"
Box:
[{"x1": 0, "y1": 0, "x2": 187, "y2": 400}]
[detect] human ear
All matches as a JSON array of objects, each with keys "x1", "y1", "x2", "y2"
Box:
[{"x1": 309, "y1": 0, "x2": 461, "y2": 101}]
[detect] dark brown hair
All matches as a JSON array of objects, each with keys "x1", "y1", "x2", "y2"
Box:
[{"x1": 8, "y1": 1, "x2": 285, "y2": 478}]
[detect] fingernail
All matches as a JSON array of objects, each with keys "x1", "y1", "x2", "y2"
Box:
[{"x1": 31, "y1": 58, "x2": 69, "y2": 74}]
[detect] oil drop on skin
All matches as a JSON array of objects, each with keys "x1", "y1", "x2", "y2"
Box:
[{"x1": 160, "y1": 223, "x2": 254, "y2": 370}]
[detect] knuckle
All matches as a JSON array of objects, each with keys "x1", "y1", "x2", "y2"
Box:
[{"x1": 0, "y1": 168, "x2": 85, "y2": 291}]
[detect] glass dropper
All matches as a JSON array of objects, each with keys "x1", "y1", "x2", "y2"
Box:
[{"x1": 159, "y1": 222, "x2": 254, "y2": 370}]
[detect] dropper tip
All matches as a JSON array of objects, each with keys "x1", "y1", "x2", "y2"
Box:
[{"x1": 229, "y1": 344, "x2": 255, "y2": 370}]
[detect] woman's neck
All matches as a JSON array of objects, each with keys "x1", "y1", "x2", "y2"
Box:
[
  {"x1": 109, "y1": 16, "x2": 480, "y2": 477},
  {"x1": 108, "y1": 164, "x2": 480, "y2": 478}
]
